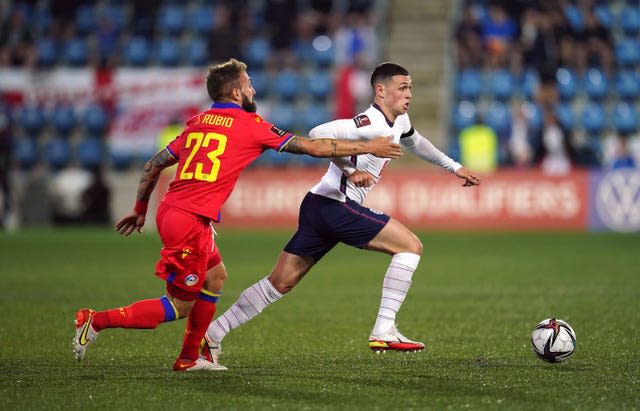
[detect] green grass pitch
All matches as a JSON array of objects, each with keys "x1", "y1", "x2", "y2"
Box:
[{"x1": 1, "y1": 228, "x2": 638, "y2": 410}]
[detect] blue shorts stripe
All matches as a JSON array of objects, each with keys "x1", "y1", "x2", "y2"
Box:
[{"x1": 160, "y1": 295, "x2": 178, "y2": 322}]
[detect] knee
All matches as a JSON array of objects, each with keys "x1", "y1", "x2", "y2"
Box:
[
  {"x1": 268, "y1": 274, "x2": 297, "y2": 295},
  {"x1": 406, "y1": 233, "x2": 423, "y2": 255}
]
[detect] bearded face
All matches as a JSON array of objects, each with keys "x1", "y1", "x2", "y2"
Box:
[{"x1": 241, "y1": 92, "x2": 257, "y2": 113}]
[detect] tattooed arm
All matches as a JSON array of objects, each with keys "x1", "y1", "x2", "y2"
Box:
[
  {"x1": 281, "y1": 135, "x2": 402, "y2": 159},
  {"x1": 115, "y1": 149, "x2": 178, "y2": 236}
]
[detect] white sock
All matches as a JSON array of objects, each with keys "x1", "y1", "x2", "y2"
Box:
[
  {"x1": 371, "y1": 252, "x2": 420, "y2": 336},
  {"x1": 207, "y1": 277, "x2": 283, "y2": 342}
]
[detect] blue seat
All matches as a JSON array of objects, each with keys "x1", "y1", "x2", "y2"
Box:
[
  {"x1": 64, "y1": 38, "x2": 89, "y2": 67},
  {"x1": 14, "y1": 137, "x2": 39, "y2": 170},
  {"x1": 593, "y1": 4, "x2": 613, "y2": 29},
  {"x1": 109, "y1": 150, "x2": 134, "y2": 171},
  {"x1": 556, "y1": 67, "x2": 578, "y2": 101},
  {"x1": 305, "y1": 70, "x2": 332, "y2": 101},
  {"x1": 451, "y1": 100, "x2": 477, "y2": 131},
  {"x1": 99, "y1": 5, "x2": 127, "y2": 32},
  {"x1": 269, "y1": 103, "x2": 297, "y2": 131},
  {"x1": 564, "y1": 4, "x2": 584, "y2": 31},
  {"x1": 619, "y1": 6, "x2": 640, "y2": 36},
  {"x1": 157, "y1": 5, "x2": 186, "y2": 36},
  {"x1": 310, "y1": 36, "x2": 335, "y2": 68},
  {"x1": 583, "y1": 68, "x2": 608, "y2": 101},
  {"x1": 248, "y1": 69, "x2": 268, "y2": 98},
  {"x1": 301, "y1": 103, "x2": 330, "y2": 130},
  {"x1": 554, "y1": 103, "x2": 575, "y2": 130},
  {"x1": 456, "y1": 69, "x2": 482, "y2": 101},
  {"x1": 274, "y1": 69, "x2": 301, "y2": 101},
  {"x1": 155, "y1": 37, "x2": 181, "y2": 66},
  {"x1": 611, "y1": 102, "x2": 638, "y2": 134},
  {"x1": 189, "y1": 5, "x2": 215, "y2": 35},
  {"x1": 20, "y1": 105, "x2": 46, "y2": 136},
  {"x1": 484, "y1": 101, "x2": 511, "y2": 134},
  {"x1": 488, "y1": 69, "x2": 515, "y2": 101},
  {"x1": 83, "y1": 105, "x2": 108, "y2": 136},
  {"x1": 51, "y1": 105, "x2": 77, "y2": 136},
  {"x1": 615, "y1": 39, "x2": 640, "y2": 68},
  {"x1": 186, "y1": 37, "x2": 208, "y2": 66},
  {"x1": 616, "y1": 70, "x2": 640, "y2": 101},
  {"x1": 581, "y1": 101, "x2": 606, "y2": 135},
  {"x1": 75, "y1": 5, "x2": 95, "y2": 36},
  {"x1": 520, "y1": 69, "x2": 540, "y2": 100},
  {"x1": 124, "y1": 37, "x2": 151, "y2": 66},
  {"x1": 522, "y1": 101, "x2": 543, "y2": 132},
  {"x1": 36, "y1": 38, "x2": 58, "y2": 67},
  {"x1": 76, "y1": 137, "x2": 104, "y2": 170},
  {"x1": 244, "y1": 38, "x2": 270, "y2": 67},
  {"x1": 45, "y1": 137, "x2": 71, "y2": 170}
]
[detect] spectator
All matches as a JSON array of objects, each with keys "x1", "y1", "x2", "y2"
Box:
[
  {"x1": 458, "y1": 116, "x2": 499, "y2": 173},
  {"x1": 454, "y1": 3, "x2": 484, "y2": 70},
  {"x1": 207, "y1": 3, "x2": 243, "y2": 64},
  {"x1": 334, "y1": 11, "x2": 378, "y2": 67},
  {"x1": 574, "y1": 8, "x2": 614, "y2": 75},
  {"x1": 480, "y1": 3, "x2": 518, "y2": 69},
  {"x1": 0, "y1": 5, "x2": 36, "y2": 67},
  {"x1": 603, "y1": 133, "x2": 638, "y2": 170},
  {"x1": 535, "y1": 110, "x2": 577, "y2": 175},
  {"x1": 509, "y1": 105, "x2": 534, "y2": 168}
]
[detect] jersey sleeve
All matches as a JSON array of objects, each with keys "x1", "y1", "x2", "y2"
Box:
[
  {"x1": 252, "y1": 115, "x2": 295, "y2": 151},
  {"x1": 165, "y1": 133, "x2": 183, "y2": 160}
]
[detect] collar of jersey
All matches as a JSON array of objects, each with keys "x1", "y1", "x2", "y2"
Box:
[
  {"x1": 372, "y1": 103, "x2": 395, "y2": 127},
  {"x1": 211, "y1": 102, "x2": 242, "y2": 109}
]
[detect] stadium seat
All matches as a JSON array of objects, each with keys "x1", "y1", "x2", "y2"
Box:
[
  {"x1": 189, "y1": 5, "x2": 215, "y2": 35},
  {"x1": 554, "y1": 103, "x2": 575, "y2": 130},
  {"x1": 51, "y1": 105, "x2": 77, "y2": 137},
  {"x1": 456, "y1": 69, "x2": 482, "y2": 101},
  {"x1": 301, "y1": 102, "x2": 330, "y2": 130},
  {"x1": 99, "y1": 4, "x2": 127, "y2": 33},
  {"x1": 488, "y1": 69, "x2": 515, "y2": 101},
  {"x1": 619, "y1": 6, "x2": 640, "y2": 36},
  {"x1": 244, "y1": 38, "x2": 271, "y2": 68},
  {"x1": 556, "y1": 67, "x2": 578, "y2": 101},
  {"x1": 157, "y1": 5, "x2": 186, "y2": 36},
  {"x1": 186, "y1": 37, "x2": 208, "y2": 67},
  {"x1": 564, "y1": 4, "x2": 584, "y2": 31},
  {"x1": 451, "y1": 100, "x2": 478, "y2": 132},
  {"x1": 83, "y1": 105, "x2": 108, "y2": 136},
  {"x1": 14, "y1": 137, "x2": 40, "y2": 170},
  {"x1": 45, "y1": 137, "x2": 71, "y2": 170},
  {"x1": 615, "y1": 39, "x2": 640, "y2": 68},
  {"x1": 64, "y1": 38, "x2": 89, "y2": 67},
  {"x1": 19, "y1": 105, "x2": 46, "y2": 136},
  {"x1": 520, "y1": 68, "x2": 540, "y2": 101},
  {"x1": 124, "y1": 36, "x2": 151, "y2": 67},
  {"x1": 269, "y1": 102, "x2": 297, "y2": 131},
  {"x1": 593, "y1": 4, "x2": 613, "y2": 29},
  {"x1": 583, "y1": 68, "x2": 609, "y2": 101},
  {"x1": 484, "y1": 101, "x2": 511, "y2": 134},
  {"x1": 522, "y1": 101, "x2": 543, "y2": 132},
  {"x1": 616, "y1": 70, "x2": 640, "y2": 101},
  {"x1": 76, "y1": 137, "x2": 104, "y2": 170},
  {"x1": 155, "y1": 37, "x2": 181, "y2": 67},
  {"x1": 581, "y1": 101, "x2": 606, "y2": 135},
  {"x1": 75, "y1": 4, "x2": 96, "y2": 37},
  {"x1": 248, "y1": 69, "x2": 268, "y2": 98},
  {"x1": 305, "y1": 70, "x2": 332, "y2": 101},
  {"x1": 310, "y1": 36, "x2": 335, "y2": 68},
  {"x1": 36, "y1": 38, "x2": 58, "y2": 67},
  {"x1": 274, "y1": 69, "x2": 301, "y2": 101},
  {"x1": 611, "y1": 102, "x2": 638, "y2": 134}
]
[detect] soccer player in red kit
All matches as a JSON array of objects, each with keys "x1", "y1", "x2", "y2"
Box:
[{"x1": 72, "y1": 58, "x2": 402, "y2": 371}]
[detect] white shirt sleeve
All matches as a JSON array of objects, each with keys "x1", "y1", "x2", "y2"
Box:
[
  {"x1": 400, "y1": 129, "x2": 462, "y2": 172},
  {"x1": 309, "y1": 119, "x2": 367, "y2": 175}
]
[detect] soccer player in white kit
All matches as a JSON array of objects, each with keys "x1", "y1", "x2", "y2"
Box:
[{"x1": 203, "y1": 62, "x2": 480, "y2": 365}]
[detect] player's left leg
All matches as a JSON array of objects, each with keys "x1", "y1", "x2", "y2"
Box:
[{"x1": 364, "y1": 218, "x2": 425, "y2": 352}]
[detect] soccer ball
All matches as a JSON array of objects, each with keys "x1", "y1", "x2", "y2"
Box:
[{"x1": 530, "y1": 318, "x2": 576, "y2": 363}]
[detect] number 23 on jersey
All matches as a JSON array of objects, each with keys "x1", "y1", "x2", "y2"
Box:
[{"x1": 179, "y1": 132, "x2": 227, "y2": 182}]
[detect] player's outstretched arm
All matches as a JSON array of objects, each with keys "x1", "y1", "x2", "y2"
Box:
[
  {"x1": 455, "y1": 166, "x2": 480, "y2": 187},
  {"x1": 281, "y1": 136, "x2": 402, "y2": 159},
  {"x1": 115, "y1": 149, "x2": 178, "y2": 236}
]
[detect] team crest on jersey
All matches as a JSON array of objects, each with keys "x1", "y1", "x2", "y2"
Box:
[
  {"x1": 270, "y1": 125, "x2": 287, "y2": 137},
  {"x1": 353, "y1": 114, "x2": 371, "y2": 128},
  {"x1": 185, "y1": 274, "x2": 199, "y2": 287}
]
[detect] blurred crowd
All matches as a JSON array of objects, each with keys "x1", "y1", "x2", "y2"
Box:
[{"x1": 451, "y1": 0, "x2": 639, "y2": 174}]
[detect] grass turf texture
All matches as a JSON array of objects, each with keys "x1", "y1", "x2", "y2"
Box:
[{"x1": 0, "y1": 228, "x2": 638, "y2": 410}]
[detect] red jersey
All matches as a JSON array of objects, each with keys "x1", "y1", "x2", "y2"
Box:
[{"x1": 162, "y1": 102, "x2": 293, "y2": 221}]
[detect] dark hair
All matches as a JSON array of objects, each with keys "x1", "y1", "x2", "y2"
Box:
[
  {"x1": 205, "y1": 58, "x2": 247, "y2": 101},
  {"x1": 370, "y1": 62, "x2": 409, "y2": 89}
]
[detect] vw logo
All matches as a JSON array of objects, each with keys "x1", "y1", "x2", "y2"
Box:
[{"x1": 595, "y1": 171, "x2": 640, "y2": 232}]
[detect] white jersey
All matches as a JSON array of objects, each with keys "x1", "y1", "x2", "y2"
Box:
[{"x1": 308, "y1": 104, "x2": 461, "y2": 204}]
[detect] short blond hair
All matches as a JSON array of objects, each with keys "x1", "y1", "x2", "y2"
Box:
[{"x1": 206, "y1": 58, "x2": 247, "y2": 101}]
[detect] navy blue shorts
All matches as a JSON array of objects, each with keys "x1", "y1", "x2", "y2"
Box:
[{"x1": 284, "y1": 192, "x2": 390, "y2": 262}]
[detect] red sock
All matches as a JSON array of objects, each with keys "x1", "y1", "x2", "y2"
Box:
[
  {"x1": 92, "y1": 296, "x2": 178, "y2": 331},
  {"x1": 178, "y1": 291, "x2": 219, "y2": 361}
]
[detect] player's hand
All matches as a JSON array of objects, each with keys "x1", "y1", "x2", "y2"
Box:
[
  {"x1": 115, "y1": 211, "x2": 146, "y2": 236},
  {"x1": 349, "y1": 170, "x2": 376, "y2": 187},
  {"x1": 455, "y1": 167, "x2": 480, "y2": 187},
  {"x1": 369, "y1": 136, "x2": 403, "y2": 159}
]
